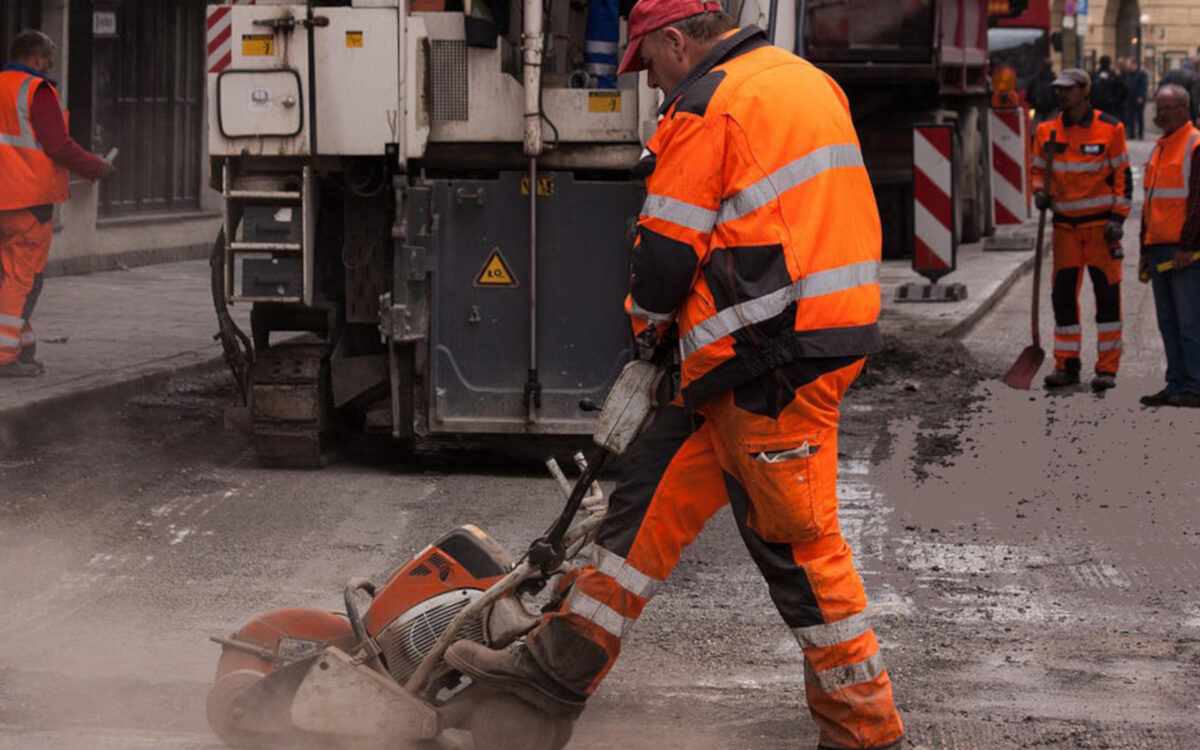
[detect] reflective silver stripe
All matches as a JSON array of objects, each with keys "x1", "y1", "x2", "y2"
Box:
[
  {"x1": 641, "y1": 194, "x2": 718, "y2": 234},
  {"x1": 628, "y1": 299, "x2": 674, "y2": 324},
  {"x1": 1186, "y1": 134, "x2": 1200, "y2": 188},
  {"x1": 586, "y1": 62, "x2": 617, "y2": 75},
  {"x1": 1032, "y1": 156, "x2": 1047, "y2": 169},
  {"x1": 0, "y1": 76, "x2": 41, "y2": 150},
  {"x1": 1098, "y1": 340, "x2": 1123, "y2": 351},
  {"x1": 1109, "y1": 152, "x2": 1130, "y2": 169},
  {"x1": 1055, "y1": 325, "x2": 1081, "y2": 335},
  {"x1": 681, "y1": 260, "x2": 879, "y2": 358},
  {"x1": 716, "y1": 144, "x2": 865, "y2": 225},
  {"x1": 565, "y1": 588, "x2": 634, "y2": 639},
  {"x1": 1055, "y1": 341, "x2": 1082, "y2": 352},
  {"x1": 811, "y1": 652, "x2": 887, "y2": 693},
  {"x1": 592, "y1": 547, "x2": 663, "y2": 599},
  {"x1": 585, "y1": 40, "x2": 619, "y2": 55},
  {"x1": 792, "y1": 611, "x2": 873, "y2": 649},
  {"x1": 1152, "y1": 188, "x2": 1190, "y2": 199},
  {"x1": 0, "y1": 333, "x2": 21, "y2": 348},
  {"x1": 0, "y1": 313, "x2": 26, "y2": 328},
  {"x1": 1053, "y1": 160, "x2": 1111, "y2": 173},
  {"x1": 1114, "y1": 196, "x2": 1132, "y2": 207},
  {"x1": 1052, "y1": 196, "x2": 1116, "y2": 212},
  {"x1": 1097, "y1": 321, "x2": 1122, "y2": 333}
]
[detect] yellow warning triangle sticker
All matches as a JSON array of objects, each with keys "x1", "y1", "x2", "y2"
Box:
[{"x1": 474, "y1": 249, "x2": 518, "y2": 288}]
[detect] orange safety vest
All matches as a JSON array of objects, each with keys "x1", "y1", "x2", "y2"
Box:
[
  {"x1": 625, "y1": 27, "x2": 881, "y2": 410},
  {"x1": 1143, "y1": 122, "x2": 1200, "y2": 246},
  {"x1": 1030, "y1": 109, "x2": 1131, "y2": 228},
  {"x1": 0, "y1": 69, "x2": 69, "y2": 211}
]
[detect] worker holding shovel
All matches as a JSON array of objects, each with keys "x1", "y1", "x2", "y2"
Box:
[
  {"x1": 1138, "y1": 83, "x2": 1200, "y2": 407},
  {"x1": 1030, "y1": 68, "x2": 1132, "y2": 391}
]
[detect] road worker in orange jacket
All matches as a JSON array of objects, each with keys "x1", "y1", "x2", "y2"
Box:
[
  {"x1": 1, "y1": 30, "x2": 111, "y2": 377},
  {"x1": 446, "y1": 1, "x2": 904, "y2": 748},
  {"x1": 1138, "y1": 84, "x2": 1200, "y2": 407},
  {"x1": 1031, "y1": 68, "x2": 1132, "y2": 391}
]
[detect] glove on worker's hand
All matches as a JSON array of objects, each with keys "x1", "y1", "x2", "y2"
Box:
[
  {"x1": 1104, "y1": 220, "x2": 1124, "y2": 243},
  {"x1": 1034, "y1": 189, "x2": 1051, "y2": 211}
]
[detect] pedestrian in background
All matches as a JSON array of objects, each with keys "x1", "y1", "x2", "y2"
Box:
[
  {"x1": 444, "y1": 1, "x2": 906, "y2": 748},
  {"x1": 1138, "y1": 84, "x2": 1200, "y2": 407},
  {"x1": 1124, "y1": 57, "x2": 1147, "y2": 140},
  {"x1": 1, "y1": 30, "x2": 111, "y2": 377},
  {"x1": 1029, "y1": 59, "x2": 1059, "y2": 123},
  {"x1": 1091, "y1": 55, "x2": 1126, "y2": 120},
  {"x1": 1161, "y1": 63, "x2": 1200, "y2": 124},
  {"x1": 1031, "y1": 68, "x2": 1131, "y2": 391}
]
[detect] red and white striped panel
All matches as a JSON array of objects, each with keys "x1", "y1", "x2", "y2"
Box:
[
  {"x1": 207, "y1": 1, "x2": 257, "y2": 75},
  {"x1": 913, "y1": 124, "x2": 956, "y2": 277},
  {"x1": 990, "y1": 108, "x2": 1029, "y2": 225}
]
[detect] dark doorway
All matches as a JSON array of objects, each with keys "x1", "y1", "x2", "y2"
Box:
[
  {"x1": 92, "y1": 0, "x2": 206, "y2": 217},
  {"x1": 1114, "y1": 0, "x2": 1140, "y2": 62},
  {"x1": 0, "y1": 1, "x2": 42, "y2": 57}
]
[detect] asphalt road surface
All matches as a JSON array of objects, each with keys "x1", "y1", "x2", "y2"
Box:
[{"x1": 1, "y1": 140, "x2": 1197, "y2": 750}]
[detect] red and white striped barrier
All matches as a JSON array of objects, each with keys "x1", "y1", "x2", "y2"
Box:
[
  {"x1": 207, "y1": 1, "x2": 256, "y2": 75},
  {"x1": 990, "y1": 107, "x2": 1029, "y2": 225},
  {"x1": 912, "y1": 124, "x2": 957, "y2": 282}
]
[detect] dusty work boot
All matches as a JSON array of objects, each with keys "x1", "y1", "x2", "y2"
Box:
[
  {"x1": 1090, "y1": 372, "x2": 1116, "y2": 391},
  {"x1": 0, "y1": 361, "x2": 43, "y2": 378},
  {"x1": 1168, "y1": 392, "x2": 1200, "y2": 408},
  {"x1": 818, "y1": 739, "x2": 903, "y2": 750},
  {"x1": 1140, "y1": 390, "x2": 1172, "y2": 407},
  {"x1": 445, "y1": 641, "x2": 587, "y2": 718},
  {"x1": 1043, "y1": 368, "x2": 1081, "y2": 388}
]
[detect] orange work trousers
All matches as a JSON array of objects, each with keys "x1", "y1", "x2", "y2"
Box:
[
  {"x1": 0, "y1": 209, "x2": 51, "y2": 365},
  {"x1": 1050, "y1": 223, "x2": 1123, "y2": 375},
  {"x1": 527, "y1": 358, "x2": 904, "y2": 750}
]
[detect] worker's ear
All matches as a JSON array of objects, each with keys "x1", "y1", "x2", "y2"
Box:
[{"x1": 661, "y1": 26, "x2": 685, "y2": 60}]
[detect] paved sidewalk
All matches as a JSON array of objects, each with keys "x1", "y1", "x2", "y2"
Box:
[{"x1": 0, "y1": 233, "x2": 1034, "y2": 448}]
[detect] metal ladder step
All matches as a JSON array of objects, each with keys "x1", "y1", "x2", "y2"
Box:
[{"x1": 223, "y1": 162, "x2": 313, "y2": 306}]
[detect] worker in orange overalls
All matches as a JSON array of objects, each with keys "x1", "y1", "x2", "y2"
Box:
[
  {"x1": 1, "y1": 30, "x2": 111, "y2": 377},
  {"x1": 1031, "y1": 68, "x2": 1132, "y2": 391},
  {"x1": 446, "y1": 1, "x2": 904, "y2": 748}
]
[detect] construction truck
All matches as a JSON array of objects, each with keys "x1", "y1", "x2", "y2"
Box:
[
  {"x1": 788, "y1": 0, "x2": 997, "y2": 258},
  {"x1": 207, "y1": 0, "x2": 655, "y2": 465}
]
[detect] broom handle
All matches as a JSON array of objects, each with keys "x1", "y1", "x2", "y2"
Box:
[{"x1": 1032, "y1": 130, "x2": 1057, "y2": 348}]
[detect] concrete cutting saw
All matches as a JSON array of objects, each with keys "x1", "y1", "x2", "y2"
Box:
[{"x1": 205, "y1": 359, "x2": 665, "y2": 750}]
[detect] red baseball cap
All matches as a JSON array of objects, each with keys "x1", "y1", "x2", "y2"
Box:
[{"x1": 617, "y1": 0, "x2": 725, "y2": 75}]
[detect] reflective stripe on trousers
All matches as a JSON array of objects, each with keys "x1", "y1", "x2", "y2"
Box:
[
  {"x1": 0, "y1": 209, "x2": 52, "y2": 363},
  {"x1": 1051, "y1": 224, "x2": 1123, "y2": 373}
]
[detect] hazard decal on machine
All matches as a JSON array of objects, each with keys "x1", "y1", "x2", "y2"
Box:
[{"x1": 474, "y1": 249, "x2": 518, "y2": 288}]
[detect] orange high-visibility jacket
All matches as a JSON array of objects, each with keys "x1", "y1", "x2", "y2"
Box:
[
  {"x1": 1030, "y1": 109, "x2": 1131, "y2": 229},
  {"x1": 1143, "y1": 122, "x2": 1200, "y2": 246},
  {"x1": 625, "y1": 26, "x2": 882, "y2": 410},
  {"x1": 0, "y1": 69, "x2": 69, "y2": 211}
]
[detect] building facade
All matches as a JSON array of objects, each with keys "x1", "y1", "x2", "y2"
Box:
[
  {"x1": 1062, "y1": 0, "x2": 1200, "y2": 90},
  {"x1": 4, "y1": 0, "x2": 220, "y2": 275}
]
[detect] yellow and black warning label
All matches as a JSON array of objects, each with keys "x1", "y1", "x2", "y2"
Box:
[
  {"x1": 345, "y1": 31, "x2": 363, "y2": 48},
  {"x1": 588, "y1": 91, "x2": 621, "y2": 113},
  {"x1": 520, "y1": 174, "x2": 555, "y2": 196},
  {"x1": 241, "y1": 34, "x2": 275, "y2": 57},
  {"x1": 474, "y1": 249, "x2": 518, "y2": 288}
]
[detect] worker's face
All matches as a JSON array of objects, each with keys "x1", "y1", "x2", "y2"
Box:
[
  {"x1": 24, "y1": 49, "x2": 53, "y2": 74},
  {"x1": 1054, "y1": 83, "x2": 1087, "y2": 111},
  {"x1": 1153, "y1": 91, "x2": 1189, "y2": 134},
  {"x1": 639, "y1": 27, "x2": 689, "y2": 93}
]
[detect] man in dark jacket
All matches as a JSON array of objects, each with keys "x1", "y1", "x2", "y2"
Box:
[
  {"x1": 1124, "y1": 57, "x2": 1148, "y2": 139},
  {"x1": 1161, "y1": 63, "x2": 1200, "y2": 124},
  {"x1": 1091, "y1": 55, "x2": 1126, "y2": 119}
]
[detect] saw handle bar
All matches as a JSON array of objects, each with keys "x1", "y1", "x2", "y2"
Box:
[{"x1": 344, "y1": 578, "x2": 377, "y2": 644}]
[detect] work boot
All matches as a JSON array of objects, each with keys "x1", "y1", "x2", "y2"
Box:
[
  {"x1": 1043, "y1": 368, "x2": 1081, "y2": 388},
  {"x1": 818, "y1": 739, "x2": 903, "y2": 750},
  {"x1": 1168, "y1": 392, "x2": 1200, "y2": 408},
  {"x1": 1090, "y1": 372, "x2": 1116, "y2": 391},
  {"x1": 445, "y1": 641, "x2": 587, "y2": 718},
  {"x1": 1140, "y1": 390, "x2": 1172, "y2": 407},
  {"x1": 0, "y1": 361, "x2": 43, "y2": 378}
]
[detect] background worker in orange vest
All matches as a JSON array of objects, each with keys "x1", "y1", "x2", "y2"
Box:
[
  {"x1": 1, "y1": 30, "x2": 112, "y2": 378},
  {"x1": 1031, "y1": 68, "x2": 1132, "y2": 391},
  {"x1": 445, "y1": 0, "x2": 905, "y2": 748},
  {"x1": 1138, "y1": 84, "x2": 1200, "y2": 408}
]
